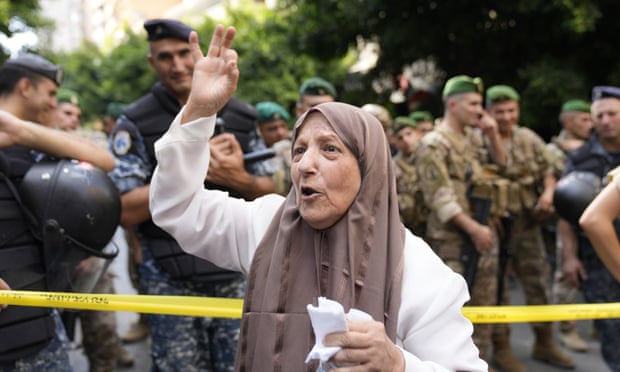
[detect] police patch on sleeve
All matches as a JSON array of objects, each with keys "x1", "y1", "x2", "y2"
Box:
[{"x1": 113, "y1": 130, "x2": 131, "y2": 155}]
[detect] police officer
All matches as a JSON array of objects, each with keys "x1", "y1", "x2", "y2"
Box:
[
  {"x1": 0, "y1": 54, "x2": 114, "y2": 371},
  {"x1": 391, "y1": 116, "x2": 426, "y2": 235},
  {"x1": 108, "y1": 19, "x2": 275, "y2": 371},
  {"x1": 557, "y1": 85, "x2": 620, "y2": 372},
  {"x1": 416, "y1": 75, "x2": 506, "y2": 365},
  {"x1": 485, "y1": 85, "x2": 574, "y2": 371}
]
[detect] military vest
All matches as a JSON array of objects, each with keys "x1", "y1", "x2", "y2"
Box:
[
  {"x1": 0, "y1": 148, "x2": 56, "y2": 363},
  {"x1": 123, "y1": 83, "x2": 240, "y2": 282}
]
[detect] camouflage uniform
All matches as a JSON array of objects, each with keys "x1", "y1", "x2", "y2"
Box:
[
  {"x1": 270, "y1": 139, "x2": 292, "y2": 196},
  {"x1": 139, "y1": 248, "x2": 243, "y2": 371},
  {"x1": 416, "y1": 126, "x2": 499, "y2": 358},
  {"x1": 393, "y1": 151, "x2": 427, "y2": 235},
  {"x1": 2, "y1": 311, "x2": 72, "y2": 372},
  {"x1": 78, "y1": 271, "x2": 124, "y2": 372},
  {"x1": 493, "y1": 126, "x2": 554, "y2": 328},
  {"x1": 546, "y1": 131, "x2": 585, "y2": 335}
]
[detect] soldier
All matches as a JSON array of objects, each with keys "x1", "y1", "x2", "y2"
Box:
[
  {"x1": 108, "y1": 19, "x2": 275, "y2": 371},
  {"x1": 485, "y1": 85, "x2": 574, "y2": 371},
  {"x1": 409, "y1": 110, "x2": 435, "y2": 135},
  {"x1": 392, "y1": 116, "x2": 426, "y2": 235},
  {"x1": 416, "y1": 75, "x2": 506, "y2": 365},
  {"x1": 361, "y1": 103, "x2": 397, "y2": 155},
  {"x1": 295, "y1": 76, "x2": 336, "y2": 118},
  {"x1": 0, "y1": 53, "x2": 114, "y2": 371},
  {"x1": 556, "y1": 85, "x2": 620, "y2": 372},
  {"x1": 255, "y1": 101, "x2": 292, "y2": 196},
  {"x1": 548, "y1": 99, "x2": 593, "y2": 353}
]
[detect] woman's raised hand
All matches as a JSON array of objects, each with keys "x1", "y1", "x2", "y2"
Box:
[{"x1": 182, "y1": 25, "x2": 238, "y2": 124}]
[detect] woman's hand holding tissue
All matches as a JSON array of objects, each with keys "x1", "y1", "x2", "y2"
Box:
[{"x1": 323, "y1": 318, "x2": 405, "y2": 372}]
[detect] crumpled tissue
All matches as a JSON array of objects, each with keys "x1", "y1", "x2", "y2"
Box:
[{"x1": 305, "y1": 297, "x2": 372, "y2": 366}]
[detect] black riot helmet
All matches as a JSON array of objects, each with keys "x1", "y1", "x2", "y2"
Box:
[
  {"x1": 19, "y1": 159, "x2": 120, "y2": 291},
  {"x1": 553, "y1": 171, "x2": 602, "y2": 226}
]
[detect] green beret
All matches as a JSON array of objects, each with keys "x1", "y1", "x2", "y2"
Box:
[
  {"x1": 486, "y1": 85, "x2": 520, "y2": 105},
  {"x1": 561, "y1": 99, "x2": 590, "y2": 113},
  {"x1": 3, "y1": 53, "x2": 63, "y2": 86},
  {"x1": 442, "y1": 75, "x2": 484, "y2": 98},
  {"x1": 392, "y1": 116, "x2": 417, "y2": 133},
  {"x1": 409, "y1": 111, "x2": 434, "y2": 124},
  {"x1": 144, "y1": 19, "x2": 193, "y2": 42},
  {"x1": 256, "y1": 101, "x2": 290, "y2": 123},
  {"x1": 56, "y1": 88, "x2": 79, "y2": 106},
  {"x1": 106, "y1": 102, "x2": 127, "y2": 119},
  {"x1": 299, "y1": 77, "x2": 337, "y2": 98}
]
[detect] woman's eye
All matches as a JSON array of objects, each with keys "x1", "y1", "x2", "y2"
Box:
[
  {"x1": 292, "y1": 147, "x2": 305, "y2": 155},
  {"x1": 325, "y1": 144, "x2": 338, "y2": 152}
]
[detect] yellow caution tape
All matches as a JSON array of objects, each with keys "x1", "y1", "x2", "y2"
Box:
[
  {"x1": 0, "y1": 290, "x2": 243, "y2": 319},
  {"x1": 2, "y1": 290, "x2": 620, "y2": 323},
  {"x1": 464, "y1": 303, "x2": 620, "y2": 323}
]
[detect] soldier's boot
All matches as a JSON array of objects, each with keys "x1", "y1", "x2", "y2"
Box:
[
  {"x1": 558, "y1": 321, "x2": 588, "y2": 352},
  {"x1": 532, "y1": 324, "x2": 575, "y2": 369},
  {"x1": 121, "y1": 315, "x2": 150, "y2": 344},
  {"x1": 492, "y1": 330, "x2": 526, "y2": 372},
  {"x1": 117, "y1": 346, "x2": 135, "y2": 368}
]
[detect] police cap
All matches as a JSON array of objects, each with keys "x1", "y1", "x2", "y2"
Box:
[
  {"x1": 591, "y1": 86, "x2": 620, "y2": 101},
  {"x1": 144, "y1": 19, "x2": 193, "y2": 42},
  {"x1": 3, "y1": 53, "x2": 63, "y2": 86}
]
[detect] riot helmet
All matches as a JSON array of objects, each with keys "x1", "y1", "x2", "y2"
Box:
[
  {"x1": 19, "y1": 159, "x2": 120, "y2": 291},
  {"x1": 553, "y1": 171, "x2": 601, "y2": 226}
]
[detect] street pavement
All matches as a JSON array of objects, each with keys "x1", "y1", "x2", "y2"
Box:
[{"x1": 69, "y1": 228, "x2": 611, "y2": 371}]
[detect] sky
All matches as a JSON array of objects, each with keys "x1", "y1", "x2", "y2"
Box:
[{"x1": 0, "y1": 18, "x2": 39, "y2": 57}]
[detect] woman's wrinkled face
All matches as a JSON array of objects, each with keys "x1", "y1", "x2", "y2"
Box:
[{"x1": 291, "y1": 112, "x2": 361, "y2": 230}]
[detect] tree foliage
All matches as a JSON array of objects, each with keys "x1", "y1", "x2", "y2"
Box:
[
  {"x1": 29, "y1": 0, "x2": 620, "y2": 139},
  {"x1": 276, "y1": 0, "x2": 617, "y2": 139},
  {"x1": 0, "y1": 0, "x2": 53, "y2": 61}
]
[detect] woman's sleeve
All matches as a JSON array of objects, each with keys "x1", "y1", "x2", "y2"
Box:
[
  {"x1": 397, "y1": 231, "x2": 488, "y2": 372},
  {"x1": 149, "y1": 109, "x2": 284, "y2": 274}
]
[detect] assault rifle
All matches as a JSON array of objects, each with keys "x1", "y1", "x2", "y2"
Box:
[
  {"x1": 215, "y1": 98, "x2": 275, "y2": 165},
  {"x1": 461, "y1": 190, "x2": 493, "y2": 292}
]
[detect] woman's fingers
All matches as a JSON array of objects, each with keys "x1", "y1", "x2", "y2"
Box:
[
  {"x1": 188, "y1": 31, "x2": 203, "y2": 62},
  {"x1": 206, "y1": 24, "x2": 225, "y2": 58}
]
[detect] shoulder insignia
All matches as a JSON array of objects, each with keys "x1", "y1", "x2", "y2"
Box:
[{"x1": 113, "y1": 130, "x2": 131, "y2": 156}]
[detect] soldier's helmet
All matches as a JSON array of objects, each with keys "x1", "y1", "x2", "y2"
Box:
[
  {"x1": 19, "y1": 159, "x2": 120, "y2": 290},
  {"x1": 553, "y1": 171, "x2": 601, "y2": 226}
]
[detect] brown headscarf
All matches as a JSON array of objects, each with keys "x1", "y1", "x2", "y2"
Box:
[{"x1": 235, "y1": 102, "x2": 405, "y2": 371}]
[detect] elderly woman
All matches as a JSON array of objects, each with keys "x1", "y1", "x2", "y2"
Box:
[{"x1": 150, "y1": 25, "x2": 486, "y2": 371}]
